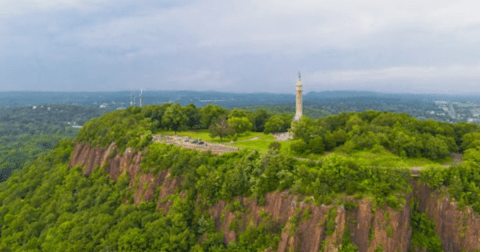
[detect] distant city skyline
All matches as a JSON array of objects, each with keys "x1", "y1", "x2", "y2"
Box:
[{"x1": 2, "y1": 0, "x2": 480, "y2": 94}]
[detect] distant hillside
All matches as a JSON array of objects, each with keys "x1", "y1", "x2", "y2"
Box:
[
  {"x1": 305, "y1": 90, "x2": 384, "y2": 98},
  {"x1": 305, "y1": 90, "x2": 480, "y2": 101},
  {"x1": 2, "y1": 90, "x2": 480, "y2": 108},
  {"x1": 2, "y1": 90, "x2": 479, "y2": 125}
]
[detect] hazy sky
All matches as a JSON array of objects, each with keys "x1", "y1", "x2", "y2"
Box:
[{"x1": 2, "y1": 0, "x2": 480, "y2": 94}]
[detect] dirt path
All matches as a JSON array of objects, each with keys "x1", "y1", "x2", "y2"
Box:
[{"x1": 235, "y1": 136, "x2": 259, "y2": 142}]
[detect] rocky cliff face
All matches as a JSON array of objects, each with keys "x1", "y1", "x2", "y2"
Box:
[
  {"x1": 209, "y1": 193, "x2": 412, "y2": 252},
  {"x1": 69, "y1": 142, "x2": 480, "y2": 252},
  {"x1": 414, "y1": 182, "x2": 480, "y2": 251},
  {"x1": 69, "y1": 142, "x2": 178, "y2": 206}
]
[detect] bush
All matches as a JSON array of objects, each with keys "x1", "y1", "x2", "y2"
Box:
[
  {"x1": 422, "y1": 134, "x2": 449, "y2": 160},
  {"x1": 290, "y1": 139, "x2": 307, "y2": 154},
  {"x1": 227, "y1": 117, "x2": 253, "y2": 134},
  {"x1": 264, "y1": 115, "x2": 290, "y2": 133},
  {"x1": 309, "y1": 136, "x2": 325, "y2": 154},
  {"x1": 268, "y1": 141, "x2": 281, "y2": 151}
]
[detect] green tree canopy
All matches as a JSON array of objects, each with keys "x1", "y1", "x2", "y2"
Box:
[
  {"x1": 252, "y1": 109, "x2": 270, "y2": 132},
  {"x1": 209, "y1": 116, "x2": 235, "y2": 140},
  {"x1": 184, "y1": 104, "x2": 201, "y2": 129},
  {"x1": 228, "y1": 108, "x2": 247, "y2": 118},
  {"x1": 162, "y1": 104, "x2": 188, "y2": 134},
  {"x1": 264, "y1": 114, "x2": 291, "y2": 134},
  {"x1": 200, "y1": 104, "x2": 228, "y2": 129},
  {"x1": 227, "y1": 117, "x2": 253, "y2": 135}
]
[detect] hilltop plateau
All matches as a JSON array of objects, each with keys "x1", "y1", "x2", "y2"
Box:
[{"x1": 2, "y1": 104, "x2": 480, "y2": 251}]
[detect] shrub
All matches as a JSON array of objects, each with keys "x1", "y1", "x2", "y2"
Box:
[
  {"x1": 268, "y1": 141, "x2": 281, "y2": 151},
  {"x1": 290, "y1": 139, "x2": 307, "y2": 154}
]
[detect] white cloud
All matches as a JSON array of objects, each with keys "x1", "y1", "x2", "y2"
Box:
[
  {"x1": 0, "y1": 0, "x2": 111, "y2": 17},
  {"x1": 167, "y1": 69, "x2": 234, "y2": 90},
  {"x1": 48, "y1": 0, "x2": 480, "y2": 55},
  {"x1": 306, "y1": 64, "x2": 480, "y2": 93},
  {"x1": 2, "y1": 0, "x2": 480, "y2": 92},
  {"x1": 311, "y1": 64, "x2": 480, "y2": 83},
  {"x1": 172, "y1": 70, "x2": 219, "y2": 82}
]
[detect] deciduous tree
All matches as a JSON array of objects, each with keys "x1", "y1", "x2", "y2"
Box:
[
  {"x1": 200, "y1": 104, "x2": 228, "y2": 129},
  {"x1": 227, "y1": 117, "x2": 253, "y2": 134},
  {"x1": 162, "y1": 104, "x2": 188, "y2": 134},
  {"x1": 209, "y1": 116, "x2": 235, "y2": 140}
]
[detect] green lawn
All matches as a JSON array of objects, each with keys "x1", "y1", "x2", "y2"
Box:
[
  {"x1": 312, "y1": 148, "x2": 454, "y2": 168},
  {"x1": 161, "y1": 130, "x2": 266, "y2": 143},
  {"x1": 289, "y1": 145, "x2": 454, "y2": 168},
  {"x1": 346, "y1": 148, "x2": 453, "y2": 168},
  {"x1": 232, "y1": 135, "x2": 274, "y2": 153}
]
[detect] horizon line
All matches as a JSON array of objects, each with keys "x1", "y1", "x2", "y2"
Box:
[{"x1": 0, "y1": 90, "x2": 479, "y2": 96}]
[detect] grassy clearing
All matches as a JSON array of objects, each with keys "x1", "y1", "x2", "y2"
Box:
[
  {"x1": 231, "y1": 134, "x2": 294, "y2": 154},
  {"x1": 233, "y1": 140, "x2": 272, "y2": 152},
  {"x1": 297, "y1": 146, "x2": 454, "y2": 168},
  {"x1": 161, "y1": 130, "x2": 265, "y2": 143},
  {"x1": 232, "y1": 134, "x2": 275, "y2": 152},
  {"x1": 337, "y1": 148, "x2": 453, "y2": 168}
]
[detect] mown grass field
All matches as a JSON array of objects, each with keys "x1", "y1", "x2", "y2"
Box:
[
  {"x1": 232, "y1": 135, "x2": 296, "y2": 154},
  {"x1": 300, "y1": 146, "x2": 454, "y2": 167},
  {"x1": 344, "y1": 148, "x2": 453, "y2": 167}
]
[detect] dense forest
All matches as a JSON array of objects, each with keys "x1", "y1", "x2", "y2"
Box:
[
  {"x1": 0, "y1": 104, "x2": 112, "y2": 181},
  {"x1": 291, "y1": 111, "x2": 474, "y2": 159},
  {"x1": 1, "y1": 104, "x2": 480, "y2": 251}
]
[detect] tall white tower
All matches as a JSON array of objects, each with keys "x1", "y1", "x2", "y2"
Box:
[
  {"x1": 130, "y1": 89, "x2": 134, "y2": 106},
  {"x1": 294, "y1": 72, "x2": 303, "y2": 121},
  {"x1": 139, "y1": 89, "x2": 144, "y2": 107}
]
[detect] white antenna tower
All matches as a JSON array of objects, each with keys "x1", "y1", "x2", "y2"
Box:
[
  {"x1": 139, "y1": 89, "x2": 144, "y2": 107},
  {"x1": 130, "y1": 88, "x2": 134, "y2": 106}
]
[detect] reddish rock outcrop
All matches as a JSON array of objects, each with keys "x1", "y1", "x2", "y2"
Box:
[
  {"x1": 208, "y1": 193, "x2": 413, "y2": 252},
  {"x1": 156, "y1": 171, "x2": 183, "y2": 213},
  {"x1": 70, "y1": 143, "x2": 183, "y2": 208},
  {"x1": 69, "y1": 142, "x2": 143, "y2": 181},
  {"x1": 414, "y1": 182, "x2": 480, "y2": 251}
]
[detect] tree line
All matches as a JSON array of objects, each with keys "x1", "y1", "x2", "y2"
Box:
[{"x1": 290, "y1": 110, "x2": 480, "y2": 160}]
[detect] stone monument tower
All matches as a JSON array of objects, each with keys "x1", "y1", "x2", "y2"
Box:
[{"x1": 294, "y1": 72, "x2": 303, "y2": 121}]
